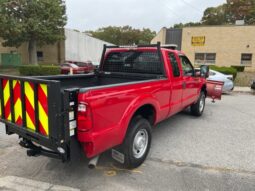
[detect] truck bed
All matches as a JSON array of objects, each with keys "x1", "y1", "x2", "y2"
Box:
[{"x1": 37, "y1": 73, "x2": 159, "y2": 91}]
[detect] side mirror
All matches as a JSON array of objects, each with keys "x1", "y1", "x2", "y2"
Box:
[{"x1": 200, "y1": 65, "x2": 209, "y2": 78}]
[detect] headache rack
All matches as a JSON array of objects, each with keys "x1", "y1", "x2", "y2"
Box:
[
  {"x1": 0, "y1": 75, "x2": 78, "y2": 162},
  {"x1": 99, "y1": 42, "x2": 166, "y2": 77}
]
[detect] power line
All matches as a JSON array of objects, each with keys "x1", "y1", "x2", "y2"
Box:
[
  {"x1": 179, "y1": 0, "x2": 204, "y2": 14},
  {"x1": 158, "y1": 0, "x2": 190, "y2": 21}
]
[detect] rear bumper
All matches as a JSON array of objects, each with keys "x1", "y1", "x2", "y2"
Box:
[
  {"x1": 223, "y1": 80, "x2": 234, "y2": 92},
  {"x1": 2, "y1": 121, "x2": 70, "y2": 162},
  {"x1": 0, "y1": 75, "x2": 80, "y2": 163}
]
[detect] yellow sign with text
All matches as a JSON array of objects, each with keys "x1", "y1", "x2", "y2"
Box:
[{"x1": 192, "y1": 36, "x2": 205, "y2": 46}]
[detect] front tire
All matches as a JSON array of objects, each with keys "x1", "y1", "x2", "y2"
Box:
[
  {"x1": 122, "y1": 116, "x2": 152, "y2": 169},
  {"x1": 191, "y1": 91, "x2": 206, "y2": 116}
]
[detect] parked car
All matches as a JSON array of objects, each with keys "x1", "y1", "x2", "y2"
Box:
[
  {"x1": 0, "y1": 44, "x2": 222, "y2": 169},
  {"x1": 251, "y1": 80, "x2": 255, "y2": 90},
  {"x1": 61, "y1": 62, "x2": 88, "y2": 74},
  {"x1": 208, "y1": 69, "x2": 234, "y2": 92},
  {"x1": 75, "y1": 61, "x2": 95, "y2": 73}
]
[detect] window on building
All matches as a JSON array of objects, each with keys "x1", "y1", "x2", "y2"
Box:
[
  {"x1": 37, "y1": 51, "x2": 44, "y2": 61},
  {"x1": 195, "y1": 53, "x2": 216, "y2": 65},
  {"x1": 241, "y1": 54, "x2": 252, "y2": 65},
  {"x1": 168, "y1": 53, "x2": 180, "y2": 77}
]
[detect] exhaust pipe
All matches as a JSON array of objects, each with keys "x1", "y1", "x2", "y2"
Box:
[{"x1": 88, "y1": 155, "x2": 100, "y2": 169}]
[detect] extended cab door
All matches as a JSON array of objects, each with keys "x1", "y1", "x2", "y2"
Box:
[
  {"x1": 167, "y1": 52, "x2": 183, "y2": 116},
  {"x1": 178, "y1": 55, "x2": 200, "y2": 107}
]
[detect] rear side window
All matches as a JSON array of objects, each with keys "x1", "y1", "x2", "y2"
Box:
[
  {"x1": 103, "y1": 51, "x2": 163, "y2": 74},
  {"x1": 168, "y1": 53, "x2": 180, "y2": 77}
]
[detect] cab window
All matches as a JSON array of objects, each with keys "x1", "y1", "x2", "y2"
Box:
[
  {"x1": 179, "y1": 55, "x2": 194, "y2": 76},
  {"x1": 168, "y1": 53, "x2": 180, "y2": 77}
]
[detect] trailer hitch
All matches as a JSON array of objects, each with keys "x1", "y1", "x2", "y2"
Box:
[{"x1": 19, "y1": 139, "x2": 68, "y2": 162}]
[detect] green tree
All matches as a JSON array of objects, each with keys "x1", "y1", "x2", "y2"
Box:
[
  {"x1": 226, "y1": 0, "x2": 255, "y2": 24},
  {"x1": 201, "y1": 5, "x2": 227, "y2": 25},
  {"x1": 0, "y1": 0, "x2": 67, "y2": 65},
  {"x1": 88, "y1": 26, "x2": 156, "y2": 45},
  {"x1": 173, "y1": 0, "x2": 255, "y2": 27},
  {"x1": 173, "y1": 22, "x2": 202, "y2": 29}
]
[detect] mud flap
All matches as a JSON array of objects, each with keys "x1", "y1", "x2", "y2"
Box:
[{"x1": 112, "y1": 149, "x2": 125, "y2": 164}]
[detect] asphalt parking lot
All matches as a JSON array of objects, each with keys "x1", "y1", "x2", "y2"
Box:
[{"x1": 0, "y1": 93, "x2": 255, "y2": 191}]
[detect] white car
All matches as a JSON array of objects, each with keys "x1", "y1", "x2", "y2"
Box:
[{"x1": 208, "y1": 70, "x2": 234, "y2": 92}]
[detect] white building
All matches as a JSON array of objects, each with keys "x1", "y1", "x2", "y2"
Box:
[{"x1": 65, "y1": 29, "x2": 114, "y2": 65}]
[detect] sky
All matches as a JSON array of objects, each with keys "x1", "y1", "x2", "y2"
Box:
[{"x1": 66, "y1": 0, "x2": 226, "y2": 32}]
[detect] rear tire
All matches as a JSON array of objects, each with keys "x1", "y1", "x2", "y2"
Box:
[
  {"x1": 191, "y1": 91, "x2": 206, "y2": 116},
  {"x1": 122, "y1": 116, "x2": 152, "y2": 169}
]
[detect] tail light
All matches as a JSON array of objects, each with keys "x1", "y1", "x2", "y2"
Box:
[
  {"x1": 78, "y1": 103, "x2": 87, "y2": 112},
  {"x1": 77, "y1": 102, "x2": 93, "y2": 131}
]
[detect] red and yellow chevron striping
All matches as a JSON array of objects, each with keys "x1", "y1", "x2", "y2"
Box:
[
  {"x1": 3, "y1": 79, "x2": 12, "y2": 121},
  {"x1": 1, "y1": 80, "x2": 49, "y2": 137},
  {"x1": 13, "y1": 80, "x2": 23, "y2": 125},
  {"x1": 38, "y1": 84, "x2": 49, "y2": 136},
  {"x1": 25, "y1": 82, "x2": 36, "y2": 131}
]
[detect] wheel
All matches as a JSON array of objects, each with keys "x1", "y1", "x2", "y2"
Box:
[
  {"x1": 122, "y1": 116, "x2": 152, "y2": 169},
  {"x1": 191, "y1": 91, "x2": 206, "y2": 116}
]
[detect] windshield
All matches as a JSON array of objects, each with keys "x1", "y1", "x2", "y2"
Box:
[{"x1": 103, "y1": 51, "x2": 163, "y2": 75}]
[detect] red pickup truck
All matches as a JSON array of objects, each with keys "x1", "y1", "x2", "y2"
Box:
[{"x1": 0, "y1": 43, "x2": 221, "y2": 169}]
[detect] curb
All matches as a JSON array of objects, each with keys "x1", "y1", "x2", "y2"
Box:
[{"x1": 232, "y1": 90, "x2": 255, "y2": 94}]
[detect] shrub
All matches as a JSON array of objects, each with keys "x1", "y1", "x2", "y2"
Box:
[
  {"x1": 0, "y1": 65, "x2": 20, "y2": 69},
  {"x1": 19, "y1": 65, "x2": 61, "y2": 76},
  {"x1": 231, "y1": 66, "x2": 245, "y2": 72},
  {"x1": 209, "y1": 65, "x2": 237, "y2": 80}
]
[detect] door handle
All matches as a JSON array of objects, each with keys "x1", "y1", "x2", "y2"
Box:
[{"x1": 182, "y1": 82, "x2": 186, "y2": 89}]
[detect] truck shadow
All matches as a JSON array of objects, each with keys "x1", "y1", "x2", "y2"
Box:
[
  {"x1": 44, "y1": 110, "x2": 203, "y2": 174},
  {"x1": 41, "y1": 144, "x2": 125, "y2": 178},
  {"x1": 8, "y1": 103, "x2": 218, "y2": 180}
]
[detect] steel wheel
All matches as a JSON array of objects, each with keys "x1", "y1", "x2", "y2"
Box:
[
  {"x1": 199, "y1": 94, "x2": 205, "y2": 113},
  {"x1": 191, "y1": 91, "x2": 206, "y2": 116},
  {"x1": 120, "y1": 116, "x2": 152, "y2": 169},
  {"x1": 132, "y1": 129, "x2": 149, "y2": 159}
]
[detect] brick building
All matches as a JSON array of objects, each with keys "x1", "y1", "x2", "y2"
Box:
[
  {"x1": 151, "y1": 25, "x2": 255, "y2": 71},
  {"x1": 0, "y1": 39, "x2": 64, "y2": 66}
]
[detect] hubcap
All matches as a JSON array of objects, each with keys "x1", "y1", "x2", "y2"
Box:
[
  {"x1": 133, "y1": 129, "x2": 149, "y2": 159},
  {"x1": 199, "y1": 94, "x2": 205, "y2": 113}
]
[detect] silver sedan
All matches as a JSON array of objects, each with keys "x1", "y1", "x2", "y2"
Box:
[{"x1": 207, "y1": 70, "x2": 234, "y2": 93}]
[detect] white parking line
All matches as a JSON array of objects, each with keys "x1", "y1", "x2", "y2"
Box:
[{"x1": 0, "y1": 176, "x2": 80, "y2": 191}]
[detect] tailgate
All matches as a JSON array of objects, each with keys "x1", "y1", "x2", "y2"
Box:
[
  {"x1": 206, "y1": 80, "x2": 224, "y2": 101},
  {"x1": 0, "y1": 75, "x2": 74, "y2": 161}
]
